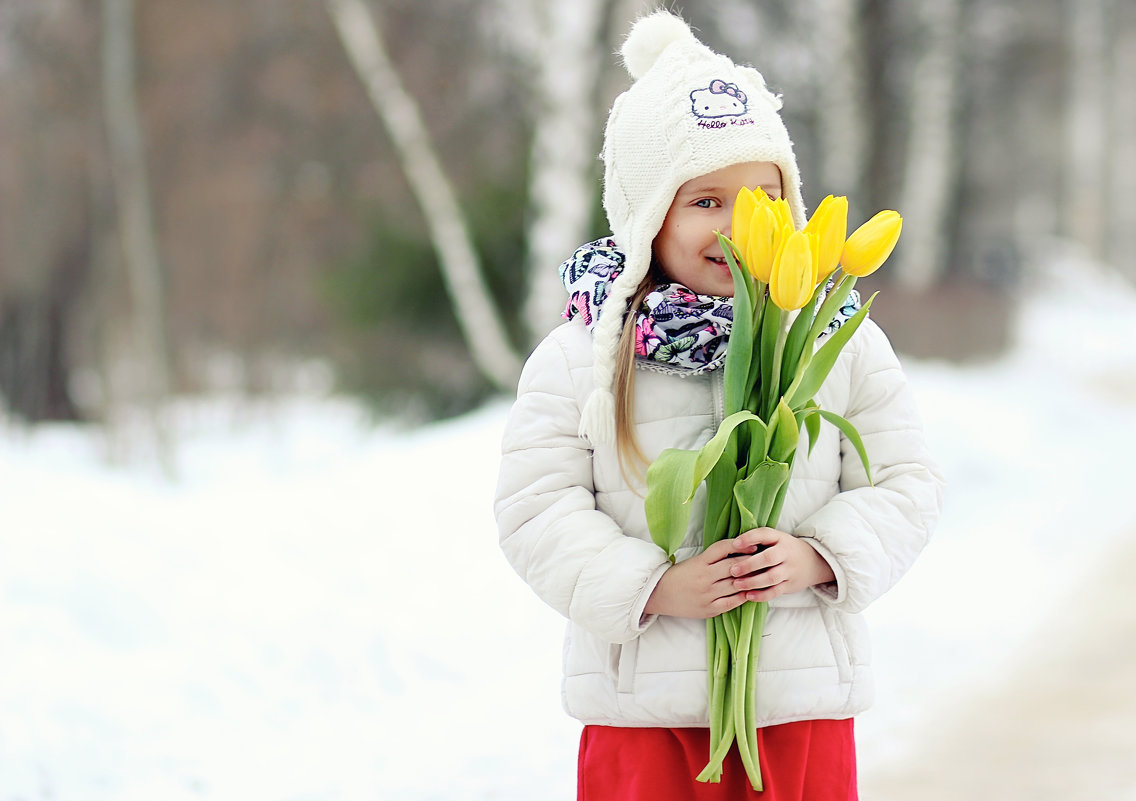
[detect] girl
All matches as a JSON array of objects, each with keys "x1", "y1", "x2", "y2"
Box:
[{"x1": 495, "y1": 11, "x2": 944, "y2": 800}]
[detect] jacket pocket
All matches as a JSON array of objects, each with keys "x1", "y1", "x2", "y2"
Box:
[
  {"x1": 616, "y1": 638, "x2": 639, "y2": 695},
  {"x1": 819, "y1": 606, "x2": 853, "y2": 684}
]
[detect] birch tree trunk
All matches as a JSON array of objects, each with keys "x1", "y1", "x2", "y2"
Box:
[
  {"x1": 517, "y1": 0, "x2": 606, "y2": 341},
  {"x1": 326, "y1": 0, "x2": 521, "y2": 390},
  {"x1": 101, "y1": 0, "x2": 175, "y2": 475},
  {"x1": 897, "y1": 0, "x2": 960, "y2": 290},
  {"x1": 813, "y1": 0, "x2": 869, "y2": 202},
  {"x1": 1065, "y1": 0, "x2": 1112, "y2": 260}
]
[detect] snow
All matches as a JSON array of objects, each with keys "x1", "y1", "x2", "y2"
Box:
[{"x1": 3, "y1": 254, "x2": 1136, "y2": 800}]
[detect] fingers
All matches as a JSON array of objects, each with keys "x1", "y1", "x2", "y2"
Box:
[
  {"x1": 662, "y1": 528, "x2": 804, "y2": 617},
  {"x1": 735, "y1": 527, "x2": 780, "y2": 548},
  {"x1": 731, "y1": 565, "x2": 785, "y2": 593},
  {"x1": 704, "y1": 527, "x2": 778, "y2": 563},
  {"x1": 707, "y1": 591, "x2": 751, "y2": 616}
]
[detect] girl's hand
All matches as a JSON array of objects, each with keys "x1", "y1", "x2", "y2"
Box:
[
  {"x1": 644, "y1": 528, "x2": 835, "y2": 619},
  {"x1": 644, "y1": 534, "x2": 759, "y2": 619},
  {"x1": 726, "y1": 527, "x2": 836, "y2": 603}
]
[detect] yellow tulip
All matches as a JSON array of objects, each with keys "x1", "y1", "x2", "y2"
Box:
[
  {"x1": 769, "y1": 230, "x2": 818, "y2": 311},
  {"x1": 744, "y1": 203, "x2": 779, "y2": 282},
  {"x1": 771, "y1": 196, "x2": 794, "y2": 232},
  {"x1": 731, "y1": 187, "x2": 758, "y2": 258},
  {"x1": 803, "y1": 195, "x2": 848, "y2": 281},
  {"x1": 841, "y1": 210, "x2": 902, "y2": 277}
]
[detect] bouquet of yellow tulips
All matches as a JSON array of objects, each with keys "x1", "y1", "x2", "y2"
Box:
[{"x1": 644, "y1": 188, "x2": 902, "y2": 789}]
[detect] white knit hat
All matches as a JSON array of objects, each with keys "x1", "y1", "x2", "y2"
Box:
[{"x1": 580, "y1": 10, "x2": 808, "y2": 444}]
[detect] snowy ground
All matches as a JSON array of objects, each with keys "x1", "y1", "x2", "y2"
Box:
[{"x1": 3, "y1": 254, "x2": 1136, "y2": 800}]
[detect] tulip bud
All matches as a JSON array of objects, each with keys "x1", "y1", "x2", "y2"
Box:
[
  {"x1": 745, "y1": 203, "x2": 778, "y2": 283},
  {"x1": 731, "y1": 187, "x2": 757, "y2": 259},
  {"x1": 804, "y1": 195, "x2": 848, "y2": 281},
  {"x1": 771, "y1": 196, "x2": 794, "y2": 233},
  {"x1": 769, "y1": 230, "x2": 817, "y2": 311},
  {"x1": 841, "y1": 210, "x2": 902, "y2": 278}
]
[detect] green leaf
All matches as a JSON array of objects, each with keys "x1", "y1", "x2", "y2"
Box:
[
  {"x1": 733, "y1": 459, "x2": 790, "y2": 531},
  {"x1": 798, "y1": 402, "x2": 822, "y2": 456},
  {"x1": 764, "y1": 450, "x2": 796, "y2": 529},
  {"x1": 815, "y1": 409, "x2": 874, "y2": 486},
  {"x1": 780, "y1": 282, "x2": 824, "y2": 395},
  {"x1": 745, "y1": 297, "x2": 766, "y2": 404},
  {"x1": 768, "y1": 399, "x2": 800, "y2": 464},
  {"x1": 693, "y1": 411, "x2": 764, "y2": 500},
  {"x1": 786, "y1": 292, "x2": 877, "y2": 408},
  {"x1": 648, "y1": 412, "x2": 763, "y2": 557},
  {"x1": 720, "y1": 233, "x2": 755, "y2": 415},
  {"x1": 758, "y1": 304, "x2": 783, "y2": 411},
  {"x1": 702, "y1": 458, "x2": 737, "y2": 547},
  {"x1": 644, "y1": 447, "x2": 699, "y2": 558}
]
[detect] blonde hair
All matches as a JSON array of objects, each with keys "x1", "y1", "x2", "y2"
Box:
[{"x1": 613, "y1": 266, "x2": 661, "y2": 483}]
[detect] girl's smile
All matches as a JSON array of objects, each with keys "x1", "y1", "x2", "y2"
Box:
[{"x1": 653, "y1": 161, "x2": 783, "y2": 297}]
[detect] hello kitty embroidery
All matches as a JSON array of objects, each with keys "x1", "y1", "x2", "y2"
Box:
[{"x1": 690, "y1": 79, "x2": 748, "y2": 119}]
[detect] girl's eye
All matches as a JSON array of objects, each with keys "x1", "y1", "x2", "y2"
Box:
[{"x1": 694, "y1": 198, "x2": 720, "y2": 209}]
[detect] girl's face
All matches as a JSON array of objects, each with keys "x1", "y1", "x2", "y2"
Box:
[{"x1": 653, "y1": 161, "x2": 783, "y2": 297}]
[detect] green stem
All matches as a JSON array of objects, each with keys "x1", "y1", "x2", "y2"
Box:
[
  {"x1": 722, "y1": 604, "x2": 739, "y2": 652},
  {"x1": 732, "y1": 603, "x2": 761, "y2": 788},
  {"x1": 784, "y1": 274, "x2": 859, "y2": 405},
  {"x1": 696, "y1": 677, "x2": 736, "y2": 783},
  {"x1": 745, "y1": 290, "x2": 767, "y2": 404},
  {"x1": 707, "y1": 617, "x2": 729, "y2": 756},
  {"x1": 744, "y1": 601, "x2": 768, "y2": 791},
  {"x1": 762, "y1": 315, "x2": 789, "y2": 421},
  {"x1": 706, "y1": 617, "x2": 717, "y2": 733}
]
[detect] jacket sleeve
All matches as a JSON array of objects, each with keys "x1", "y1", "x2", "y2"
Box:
[
  {"x1": 493, "y1": 331, "x2": 671, "y2": 644},
  {"x1": 794, "y1": 320, "x2": 946, "y2": 614}
]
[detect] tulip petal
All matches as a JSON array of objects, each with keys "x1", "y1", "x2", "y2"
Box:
[
  {"x1": 841, "y1": 210, "x2": 902, "y2": 277},
  {"x1": 769, "y1": 231, "x2": 815, "y2": 311},
  {"x1": 731, "y1": 187, "x2": 757, "y2": 258},
  {"x1": 745, "y1": 204, "x2": 778, "y2": 282},
  {"x1": 804, "y1": 195, "x2": 848, "y2": 279}
]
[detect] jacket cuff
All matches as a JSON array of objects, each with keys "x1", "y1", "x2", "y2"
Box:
[
  {"x1": 632, "y1": 561, "x2": 673, "y2": 633},
  {"x1": 801, "y1": 536, "x2": 846, "y2": 606}
]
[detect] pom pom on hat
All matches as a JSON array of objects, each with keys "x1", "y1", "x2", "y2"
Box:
[{"x1": 621, "y1": 10, "x2": 698, "y2": 80}]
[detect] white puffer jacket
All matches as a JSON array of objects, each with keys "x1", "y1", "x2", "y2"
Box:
[{"x1": 494, "y1": 316, "x2": 944, "y2": 728}]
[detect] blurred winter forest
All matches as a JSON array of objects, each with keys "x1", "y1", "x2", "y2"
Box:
[{"x1": 2, "y1": 0, "x2": 1134, "y2": 435}]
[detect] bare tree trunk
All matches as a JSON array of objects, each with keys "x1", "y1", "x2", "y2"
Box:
[
  {"x1": 101, "y1": 0, "x2": 175, "y2": 475},
  {"x1": 813, "y1": 0, "x2": 870, "y2": 202},
  {"x1": 326, "y1": 0, "x2": 521, "y2": 391},
  {"x1": 504, "y1": 0, "x2": 606, "y2": 341},
  {"x1": 1108, "y1": 6, "x2": 1136, "y2": 278},
  {"x1": 1065, "y1": 0, "x2": 1112, "y2": 259},
  {"x1": 897, "y1": 0, "x2": 960, "y2": 290}
]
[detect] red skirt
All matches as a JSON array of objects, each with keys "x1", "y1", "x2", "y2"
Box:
[{"x1": 577, "y1": 720, "x2": 857, "y2": 801}]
